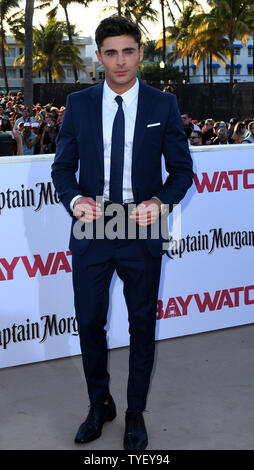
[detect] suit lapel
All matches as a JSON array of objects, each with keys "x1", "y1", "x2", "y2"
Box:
[
  {"x1": 132, "y1": 81, "x2": 155, "y2": 169},
  {"x1": 89, "y1": 82, "x2": 104, "y2": 175}
]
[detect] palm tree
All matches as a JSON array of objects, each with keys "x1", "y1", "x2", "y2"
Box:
[
  {"x1": 206, "y1": 0, "x2": 254, "y2": 87},
  {"x1": 0, "y1": 0, "x2": 20, "y2": 92},
  {"x1": 156, "y1": 1, "x2": 201, "y2": 81},
  {"x1": 184, "y1": 9, "x2": 229, "y2": 83},
  {"x1": 103, "y1": 0, "x2": 159, "y2": 38},
  {"x1": 15, "y1": 18, "x2": 85, "y2": 83},
  {"x1": 47, "y1": 1, "x2": 93, "y2": 82}
]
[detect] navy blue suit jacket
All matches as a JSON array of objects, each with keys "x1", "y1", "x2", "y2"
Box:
[{"x1": 51, "y1": 80, "x2": 193, "y2": 257}]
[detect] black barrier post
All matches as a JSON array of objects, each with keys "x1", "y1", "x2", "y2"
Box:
[{"x1": 0, "y1": 131, "x2": 13, "y2": 156}]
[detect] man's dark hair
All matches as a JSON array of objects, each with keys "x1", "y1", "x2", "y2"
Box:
[
  {"x1": 183, "y1": 112, "x2": 192, "y2": 119},
  {"x1": 95, "y1": 15, "x2": 141, "y2": 51}
]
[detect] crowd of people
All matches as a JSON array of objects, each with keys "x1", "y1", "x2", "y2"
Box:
[
  {"x1": 1, "y1": 91, "x2": 254, "y2": 156},
  {"x1": 0, "y1": 91, "x2": 65, "y2": 156},
  {"x1": 182, "y1": 112, "x2": 254, "y2": 146}
]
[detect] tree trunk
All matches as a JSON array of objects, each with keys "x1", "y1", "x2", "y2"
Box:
[
  {"x1": 117, "y1": 0, "x2": 121, "y2": 15},
  {"x1": 24, "y1": 0, "x2": 34, "y2": 110},
  {"x1": 230, "y1": 42, "x2": 234, "y2": 87},
  {"x1": 186, "y1": 55, "x2": 190, "y2": 82},
  {"x1": 0, "y1": 27, "x2": 9, "y2": 93},
  {"x1": 161, "y1": 0, "x2": 166, "y2": 64},
  {"x1": 252, "y1": 34, "x2": 254, "y2": 77},
  {"x1": 48, "y1": 68, "x2": 52, "y2": 84},
  {"x1": 209, "y1": 53, "x2": 213, "y2": 84},
  {"x1": 63, "y1": 5, "x2": 78, "y2": 82},
  {"x1": 203, "y1": 57, "x2": 206, "y2": 82}
]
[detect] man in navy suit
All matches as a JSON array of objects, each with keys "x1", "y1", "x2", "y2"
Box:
[{"x1": 51, "y1": 16, "x2": 193, "y2": 450}]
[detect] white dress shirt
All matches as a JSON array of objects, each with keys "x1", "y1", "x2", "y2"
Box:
[{"x1": 70, "y1": 78, "x2": 139, "y2": 210}]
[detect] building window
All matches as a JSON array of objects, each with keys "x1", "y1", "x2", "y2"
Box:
[
  {"x1": 19, "y1": 69, "x2": 23, "y2": 78},
  {"x1": 234, "y1": 48, "x2": 240, "y2": 56},
  {"x1": 6, "y1": 47, "x2": 16, "y2": 57},
  {"x1": 66, "y1": 68, "x2": 73, "y2": 78},
  {"x1": 191, "y1": 67, "x2": 196, "y2": 75},
  {"x1": 248, "y1": 67, "x2": 253, "y2": 75},
  {"x1": 226, "y1": 68, "x2": 230, "y2": 75},
  {"x1": 248, "y1": 48, "x2": 253, "y2": 57},
  {"x1": 207, "y1": 65, "x2": 218, "y2": 75},
  {"x1": 7, "y1": 69, "x2": 16, "y2": 78},
  {"x1": 19, "y1": 48, "x2": 23, "y2": 55},
  {"x1": 235, "y1": 67, "x2": 241, "y2": 75}
]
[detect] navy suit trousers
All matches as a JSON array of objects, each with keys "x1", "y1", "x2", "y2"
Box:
[{"x1": 72, "y1": 209, "x2": 162, "y2": 412}]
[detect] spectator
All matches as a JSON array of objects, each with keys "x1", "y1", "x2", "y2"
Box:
[
  {"x1": 14, "y1": 106, "x2": 36, "y2": 130},
  {"x1": 49, "y1": 107, "x2": 60, "y2": 121},
  {"x1": 231, "y1": 122, "x2": 246, "y2": 144},
  {"x1": 211, "y1": 127, "x2": 229, "y2": 145},
  {"x1": 190, "y1": 130, "x2": 203, "y2": 146},
  {"x1": 181, "y1": 111, "x2": 201, "y2": 131},
  {"x1": 58, "y1": 107, "x2": 65, "y2": 124},
  {"x1": 228, "y1": 118, "x2": 238, "y2": 143},
  {"x1": 1, "y1": 115, "x2": 12, "y2": 135},
  {"x1": 242, "y1": 121, "x2": 254, "y2": 143},
  {"x1": 22, "y1": 123, "x2": 40, "y2": 155},
  {"x1": 201, "y1": 118, "x2": 214, "y2": 145},
  {"x1": 40, "y1": 116, "x2": 58, "y2": 153},
  {"x1": 210, "y1": 121, "x2": 227, "y2": 144},
  {"x1": 183, "y1": 122, "x2": 194, "y2": 145},
  {"x1": 31, "y1": 122, "x2": 41, "y2": 154}
]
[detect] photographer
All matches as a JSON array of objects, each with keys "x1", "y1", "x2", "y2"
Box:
[
  {"x1": 22, "y1": 123, "x2": 40, "y2": 155},
  {"x1": 40, "y1": 114, "x2": 58, "y2": 154}
]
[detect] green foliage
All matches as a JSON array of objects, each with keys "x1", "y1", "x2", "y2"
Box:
[
  {"x1": 14, "y1": 17, "x2": 84, "y2": 82},
  {"x1": 141, "y1": 62, "x2": 184, "y2": 83}
]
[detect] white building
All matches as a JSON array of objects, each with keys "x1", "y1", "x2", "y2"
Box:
[
  {"x1": 170, "y1": 38, "x2": 254, "y2": 83},
  {"x1": 0, "y1": 35, "x2": 94, "y2": 91}
]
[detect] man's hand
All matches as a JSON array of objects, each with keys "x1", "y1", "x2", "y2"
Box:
[
  {"x1": 73, "y1": 197, "x2": 102, "y2": 223},
  {"x1": 129, "y1": 199, "x2": 160, "y2": 226}
]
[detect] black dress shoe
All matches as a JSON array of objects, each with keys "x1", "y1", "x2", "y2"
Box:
[
  {"x1": 123, "y1": 410, "x2": 148, "y2": 450},
  {"x1": 75, "y1": 395, "x2": 116, "y2": 443}
]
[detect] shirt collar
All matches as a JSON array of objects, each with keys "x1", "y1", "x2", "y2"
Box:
[{"x1": 103, "y1": 78, "x2": 139, "y2": 107}]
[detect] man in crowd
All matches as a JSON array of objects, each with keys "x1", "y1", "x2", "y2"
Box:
[
  {"x1": 181, "y1": 111, "x2": 201, "y2": 131},
  {"x1": 190, "y1": 130, "x2": 203, "y2": 146},
  {"x1": 14, "y1": 106, "x2": 36, "y2": 130},
  {"x1": 22, "y1": 123, "x2": 39, "y2": 155}
]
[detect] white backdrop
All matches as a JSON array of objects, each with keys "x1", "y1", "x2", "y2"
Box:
[{"x1": 0, "y1": 145, "x2": 254, "y2": 368}]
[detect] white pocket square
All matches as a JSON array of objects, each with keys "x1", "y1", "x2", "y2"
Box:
[{"x1": 147, "y1": 122, "x2": 161, "y2": 128}]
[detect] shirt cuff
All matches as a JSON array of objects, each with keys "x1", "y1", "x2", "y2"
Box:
[{"x1": 70, "y1": 195, "x2": 83, "y2": 212}]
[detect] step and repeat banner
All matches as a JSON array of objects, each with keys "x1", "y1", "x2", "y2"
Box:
[{"x1": 0, "y1": 146, "x2": 254, "y2": 368}]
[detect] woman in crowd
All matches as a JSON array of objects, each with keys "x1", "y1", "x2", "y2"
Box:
[{"x1": 231, "y1": 122, "x2": 247, "y2": 144}]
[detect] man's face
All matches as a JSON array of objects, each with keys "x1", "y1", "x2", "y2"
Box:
[
  {"x1": 181, "y1": 114, "x2": 191, "y2": 124},
  {"x1": 190, "y1": 132, "x2": 202, "y2": 146},
  {"x1": 96, "y1": 34, "x2": 143, "y2": 93},
  {"x1": 22, "y1": 109, "x2": 29, "y2": 119}
]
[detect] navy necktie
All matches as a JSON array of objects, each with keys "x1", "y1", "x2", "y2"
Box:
[{"x1": 109, "y1": 95, "x2": 125, "y2": 204}]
